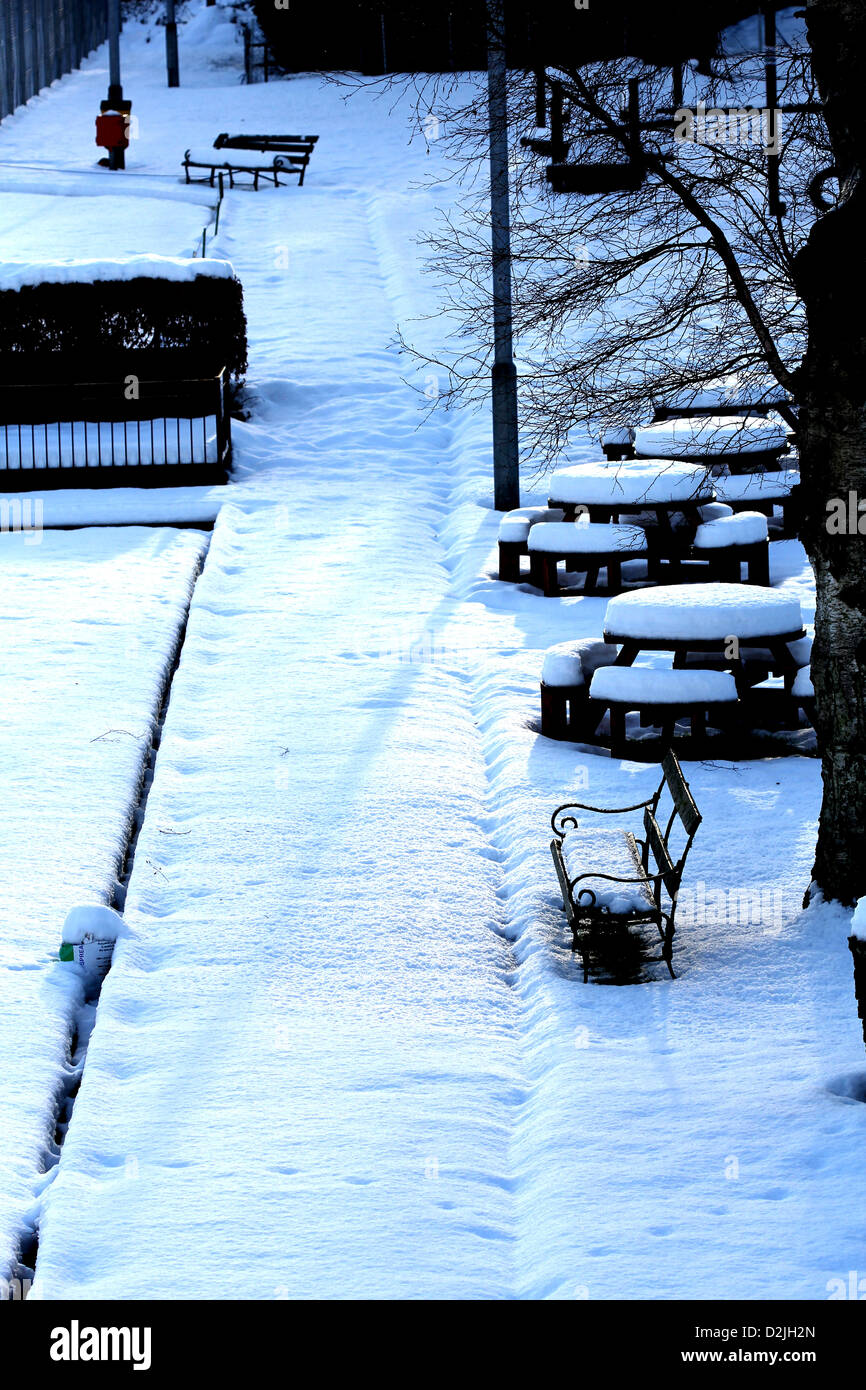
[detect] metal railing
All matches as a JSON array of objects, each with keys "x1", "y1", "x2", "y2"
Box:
[{"x1": 0, "y1": 0, "x2": 108, "y2": 121}]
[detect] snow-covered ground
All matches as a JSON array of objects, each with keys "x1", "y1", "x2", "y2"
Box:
[
  {"x1": 0, "y1": 525, "x2": 206, "y2": 1284},
  {"x1": 2, "y1": 2, "x2": 864, "y2": 1300}
]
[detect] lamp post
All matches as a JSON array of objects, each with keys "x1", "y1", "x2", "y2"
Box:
[
  {"x1": 166, "y1": 0, "x2": 180, "y2": 88},
  {"x1": 486, "y1": 0, "x2": 520, "y2": 512},
  {"x1": 102, "y1": 0, "x2": 128, "y2": 170}
]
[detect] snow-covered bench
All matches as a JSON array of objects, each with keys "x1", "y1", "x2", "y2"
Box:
[
  {"x1": 527, "y1": 520, "x2": 648, "y2": 596},
  {"x1": 588, "y1": 665, "x2": 739, "y2": 753},
  {"x1": 714, "y1": 469, "x2": 799, "y2": 536},
  {"x1": 214, "y1": 132, "x2": 318, "y2": 184},
  {"x1": 600, "y1": 427, "x2": 635, "y2": 461},
  {"x1": 497, "y1": 506, "x2": 564, "y2": 581},
  {"x1": 539, "y1": 639, "x2": 618, "y2": 740},
  {"x1": 649, "y1": 509, "x2": 771, "y2": 586},
  {"x1": 550, "y1": 749, "x2": 703, "y2": 979},
  {"x1": 183, "y1": 144, "x2": 308, "y2": 189}
]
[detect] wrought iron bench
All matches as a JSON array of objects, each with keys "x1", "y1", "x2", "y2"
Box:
[
  {"x1": 184, "y1": 134, "x2": 319, "y2": 189},
  {"x1": 550, "y1": 749, "x2": 702, "y2": 980}
]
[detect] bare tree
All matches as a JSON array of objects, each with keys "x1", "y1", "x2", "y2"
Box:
[{"x1": 371, "y1": 14, "x2": 866, "y2": 911}]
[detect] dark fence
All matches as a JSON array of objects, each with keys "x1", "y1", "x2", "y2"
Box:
[{"x1": 0, "y1": 0, "x2": 108, "y2": 122}]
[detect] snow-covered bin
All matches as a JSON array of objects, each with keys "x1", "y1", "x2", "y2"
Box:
[
  {"x1": 589, "y1": 666, "x2": 738, "y2": 705},
  {"x1": 693, "y1": 510, "x2": 769, "y2": 549},
  {"x1": 527, "y1": 521, "x2": 647, "y2": 554},
  {"x1": 498, "y1": 507, "x2": 564, "y2": 544},
  {"x1": 604, "y1": 582, "x2": 803, "y2": 643},
  {"x1": 634, "y1": 415, "x2": 788, "y2": 460},
  {"x1": 541, "y1": 639, "x2": 619, "y2": 688},
  {"x1": 59, "y1": 904, "x2": 125, "y2": 989}
]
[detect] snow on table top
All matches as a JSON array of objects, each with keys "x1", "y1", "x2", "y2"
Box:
[
  {"x1": 590, "y1": 665, "x2": 739, "y2": 703},
  {"x1": 527, "y1": 520, "x2": 647, "y2": 554},
  {"x1": 693, "y1": 510, "x2": 769, "y2": 549},
  {"x1": 634, "y1": 415, "x2": 788, "y2": 458},
  {"x1": 604, "y1": 582, "x2": 803, "y2": 641},
  {"x1": 0, "y1": 254, "x2": 235, "y2": 292},
  {"x1": 715, "y1": 469, "x2": 799, "y2": 502},
  {"x1": 549, "y1": 461, "x2": 713, "y2": 506}
]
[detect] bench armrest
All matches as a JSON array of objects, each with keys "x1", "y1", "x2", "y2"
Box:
[
  {"x1": 569, "y1": 869, "x2": 664, "y2": 910},
  {"x1": 551, "y1": 798, "x2": 654, "y2": 837}
]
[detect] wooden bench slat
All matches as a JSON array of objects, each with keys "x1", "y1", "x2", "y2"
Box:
[{"x1": 661, "y1": 749, "x2": 702, "y2": 836}]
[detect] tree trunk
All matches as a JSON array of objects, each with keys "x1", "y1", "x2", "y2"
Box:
[{"x1": 793, "y1": 0, "x2": 866, "y2": 906}]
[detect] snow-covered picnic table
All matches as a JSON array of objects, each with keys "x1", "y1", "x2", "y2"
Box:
[
  {"x1": 548, "y1": 460, "x2": 715, "y2": 523},
  {"x1": 633, "y1": 414, "x2": 789, "y2": 471},
  {"x1": 602, "y1": 582, "x2": 806, "y2": 696}
]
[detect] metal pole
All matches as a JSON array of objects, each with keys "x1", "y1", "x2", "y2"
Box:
[
  {"x1": 166, "y1": 0, "x2": 180, "y2": 88},
  {"x1": 486, "y1": 0, "x2": 520, "y2": 512},
  {"x1": 106, "y1": 0, "x2": 125, "y2": 169}
]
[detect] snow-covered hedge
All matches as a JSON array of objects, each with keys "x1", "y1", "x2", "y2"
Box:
[{"x1": 0, "y1": 257, "x2": 247, "y2": 385}]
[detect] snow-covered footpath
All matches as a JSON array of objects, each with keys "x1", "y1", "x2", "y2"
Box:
[{"x1": 2, "y1": 3, "x2": 865, "y2": 1299}]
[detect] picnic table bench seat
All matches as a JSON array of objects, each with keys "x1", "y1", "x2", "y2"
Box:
[
  {"x1": 649, "y1": 509, "x2": 771, "y2": 586},
  {"x1": 588, "y1": 665, "x2": 739, "y2": 751},
  {"x1": 498, "y1": 506, "x2": 564, "y2": 580},
  {"x1": 540, "y1": 639, "x2": 619, "y2": 739},
  {"x1": 550, "y1": 749, "x2": 702, "y2": 979},
  {"x1": 527, "y1": 520, "x2": 648, "y2": 596}
]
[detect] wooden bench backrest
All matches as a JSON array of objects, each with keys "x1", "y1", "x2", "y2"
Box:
[
  {"x1": 661, "y1": 749, "x2": 702, "y2": 837},
  {"x1": 644, "y1": 751, "x2": 703, "y2": 897},
  {"x1": 643, "y1": 808, "x2": 679, "y2": 897}
]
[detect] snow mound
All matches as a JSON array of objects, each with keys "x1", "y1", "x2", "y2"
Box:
[
  {"x1": 852, "y1": 898, "x2": 866, "y2": 942},
  {"x1": 604, "y1": 582, "x2": 803, "y2": 641},
  {"x1": 634, "y1": 415, "x2": 788, "y2": 459},
  {"x1": 788, "y1": 635, "x2": 813, "y2": 667},
  {"x1": 590, "y1": 666, "x2": 738, "y2": 703},
  {"x1": 549, "y1": 462, "x2": 712, "y2": 506},
  {"x1": 0, "y1": 255, "x2": 235, "y2": 292},
  {"x1": 527, "y1": 521, "x2": 647, "y2": 554},
  {"x1": 693, "y1": 511, "x2": 769, "y2": 549},
  {"x1": 61, "y1": 904, "x2": 126, "y2": 945},
  {"x1": 792, "y1": 666, "x2": 814, "y2": 698}
]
